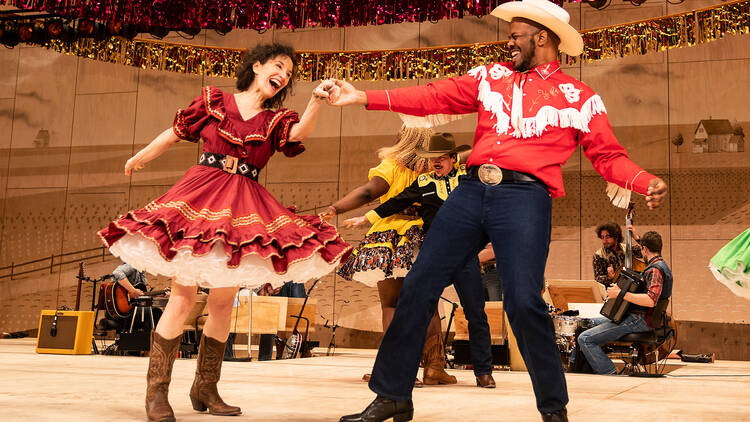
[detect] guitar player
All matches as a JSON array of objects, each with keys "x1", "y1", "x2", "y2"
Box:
[
  {"x1": 575, "y1": 231, "x2": 673, "y2": 374},
  {"x1": 592, "y1": 222, "x2": 644, "y2": 286},
  {"x1": 112, "y1": 262, "x2": 148, "y2": 299}
]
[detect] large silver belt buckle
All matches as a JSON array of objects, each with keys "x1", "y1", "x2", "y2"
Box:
[{"x1": 478, "y1": 164, "x2": 503, "y2": 185}]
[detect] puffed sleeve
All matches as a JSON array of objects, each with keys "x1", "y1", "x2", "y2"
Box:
[
  {"x1": 173, "y1": 93, "x2": 211, "y2": 143},
  {"x1": 367, "y1": 159, "x2": 396, "y2": 185},
  {"x1": 271, "y1": 109, "x2": 304, "y2": 157}
]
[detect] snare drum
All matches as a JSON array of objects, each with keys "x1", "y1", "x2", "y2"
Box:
[{"x1": 553, "y1": 315, "x2": 579, "y2": 337}]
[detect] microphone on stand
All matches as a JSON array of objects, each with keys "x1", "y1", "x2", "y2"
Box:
[{"x1": 50, "y1": 312, "x2": 59, "y2": 337}]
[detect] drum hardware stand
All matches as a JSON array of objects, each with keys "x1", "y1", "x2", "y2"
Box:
[
  {"x1": 322, "y1": 300, "x2": 349, "y2": 356},
  {"x1": 439, "y1": 296, "x2": 459, "y2": 369}
]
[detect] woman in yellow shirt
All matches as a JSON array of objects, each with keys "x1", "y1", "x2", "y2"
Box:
[{"x1": 321, "y1": 126, "x2": 456, "y2": 385}]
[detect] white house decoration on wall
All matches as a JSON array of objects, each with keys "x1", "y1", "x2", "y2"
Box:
[{"x1": 693, "y1": 119, "x2": 745, "y2": 153}]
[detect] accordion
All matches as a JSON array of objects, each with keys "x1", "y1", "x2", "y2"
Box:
[{"x1": 600, "y1": 268, "x2": 644, "y2": 323}]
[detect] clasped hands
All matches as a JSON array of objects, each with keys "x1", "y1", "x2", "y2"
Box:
[{"x1": 310, "y1": 79, "x2": 360, "y2": 106}]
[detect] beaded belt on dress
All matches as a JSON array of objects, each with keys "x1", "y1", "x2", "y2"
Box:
[{"x1": 198, "y1": 152, "x2": 260, "y2": 181}]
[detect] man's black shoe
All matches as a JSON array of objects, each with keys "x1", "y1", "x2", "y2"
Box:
[
  {"x1": 339, "y1": 396, "x2": 414, "y2": 422},
  {"x1": 541, "y1": 407, "x2": 568, "y2": 422}
]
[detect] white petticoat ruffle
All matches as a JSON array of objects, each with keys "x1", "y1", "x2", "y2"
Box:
[
  {"x1": 109, "y1": 234, "x2": 339, "y2": 288},
  {"x1": 709, "y1": 262, "x2": 750, "y2": 300},
  {"x1": 350, "y1": 267, "x2": 410, "y2": 287}
]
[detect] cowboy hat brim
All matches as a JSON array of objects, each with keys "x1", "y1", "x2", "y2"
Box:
[
  {"x1": 415, "y1": 143, "x2": 471, "y2": 158},
  {"x1": 491, "y1": 3, "x2": 583, "y2": 57}
]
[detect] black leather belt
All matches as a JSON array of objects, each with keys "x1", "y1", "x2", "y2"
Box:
[
  {"x1": 467, "y1": 163, "x2": 541, "y2": 186},
  {"x1": 198, "y1": 152, "x2": 259, "y2": 181}
]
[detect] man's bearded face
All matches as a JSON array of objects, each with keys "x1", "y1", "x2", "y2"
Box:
[{"x1": 508, "y1": 21, "x2": 540, "y2": 72}]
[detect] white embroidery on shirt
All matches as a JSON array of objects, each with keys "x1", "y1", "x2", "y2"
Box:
[
  {"x1": 489, "y1": 64, "x2": 513, "y2": 80},
  {"x1": 471, "y1": 65, "x2": 607, "y2": 138},
  {"x1": 558, "y1": 83, "x2": 581, "y2": 103}
]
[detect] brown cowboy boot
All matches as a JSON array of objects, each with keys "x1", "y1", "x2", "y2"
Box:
[
  {"x1": 422, "y1": 330, "x2": 457, "y2": 385},
  {"x1": 146, "y1": 331, "x2": 182, "y2": 422},
  {"x1": 189, "y1": 335, "x2": 242, "y2": 416}
]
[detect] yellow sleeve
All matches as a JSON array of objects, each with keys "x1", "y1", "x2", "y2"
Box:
[
  {"x1": 368, "y1": 158, "x2": 396, "y2": 185},
  {"x1": 365, "y1": 210, "x2": 381, "y2": 225}
]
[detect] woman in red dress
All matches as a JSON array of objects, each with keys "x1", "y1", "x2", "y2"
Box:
[{"x1": 98, "y1": 43, "x2": 351, "y2": 422}]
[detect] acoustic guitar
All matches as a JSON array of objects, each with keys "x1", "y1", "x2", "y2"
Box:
[{"x1": 102, "y1": 281, "x2": 168, "y2": 319}]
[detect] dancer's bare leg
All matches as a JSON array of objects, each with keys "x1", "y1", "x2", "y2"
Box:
[
  {"x1": 378, "y1": 277, "x2": 404, "y2": 331},
  {"x1": 155, "y1": 279, "x2": 198, "y2": 339},
  {"x1": 202, "y1": 287, "x2": 240, "y2": 342}
]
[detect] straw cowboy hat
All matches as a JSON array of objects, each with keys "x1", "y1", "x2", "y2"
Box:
[
  {"x1": 491, "y1": 0, "x2": 584, "y2": 56},
  {"x1": 415, "y1": 133, "x2": 471, "y2": 158}
]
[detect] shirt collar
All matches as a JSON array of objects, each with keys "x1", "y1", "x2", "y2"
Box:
[
  {"x1": 525, "y1": 61, "x2": 560, "y2": 80},
  {"x1": 432, "y1": 167, "x2": 457, "y2": 181},
  {"x1": 647, "y1": 255, "x2": 663, "y2": 265}
]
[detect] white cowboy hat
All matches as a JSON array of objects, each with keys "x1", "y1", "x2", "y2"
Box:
[{"x1": 491, "y1": 0, "x2": 584, "y2": 56}]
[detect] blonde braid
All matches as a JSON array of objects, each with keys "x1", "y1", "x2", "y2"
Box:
[{"x1": 378, "y1": 126, "x2": 432, "y2": 173}]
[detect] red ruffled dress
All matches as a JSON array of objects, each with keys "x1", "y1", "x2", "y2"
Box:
[{"x1": 98, "y1": 86, "x2": 352, "y2": 288}]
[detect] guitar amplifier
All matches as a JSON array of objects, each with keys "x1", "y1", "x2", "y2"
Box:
[
  {"x1": 600, "y1": 268, "x2": 644, "y2": 324},
  {"x1": 36, "y1": 310, "x2": 95, "y2": 355}
]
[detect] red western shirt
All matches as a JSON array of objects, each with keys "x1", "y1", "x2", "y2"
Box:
[{"x1": 365, "y1": 61, "x2": 655, "y2": 198}]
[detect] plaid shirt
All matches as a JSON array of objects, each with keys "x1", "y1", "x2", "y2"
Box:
[{"x1": 642, "y1": 256, "x2": 665, "y2": 305}]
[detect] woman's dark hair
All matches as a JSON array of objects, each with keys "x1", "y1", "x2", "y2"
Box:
[
  {"x1": 595, "y1": 222, "x2": 623, "y2": 244},
  {"x1": 235, "y1": 43, "x2": 296, "y2": 109}
]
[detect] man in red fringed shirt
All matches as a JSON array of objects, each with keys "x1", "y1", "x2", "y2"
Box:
[{"x1": 330, "y1": 1, "x2": 668, "y2": 421}]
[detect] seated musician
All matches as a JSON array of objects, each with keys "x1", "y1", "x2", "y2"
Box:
[
  {"x1": 112, "y1": 261, "x2": 148, "y2": 299},
  {"x1": 345, "y1": 133, "x2": 496, "y2": 388},
  {"x1": 576, "y1": 231, "x2": 673, "y2": 374},
  {"x1": 593, "y1": 222, "x2": 643, "y2": 286}
]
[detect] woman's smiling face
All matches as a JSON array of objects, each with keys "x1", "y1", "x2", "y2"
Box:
[{"x1": 252, "y1": 55, "x2": 294, "y2": 99}]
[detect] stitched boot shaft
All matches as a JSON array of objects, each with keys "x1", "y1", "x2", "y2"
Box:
[
  {"x1": 146, "y1": 332, "x2": 181, "y2": 422},
  {"x1": 421, "y1": 330, "x2": 457, "y2": 385},
  {"x1": 189, "y1": 335, "x2": 241, "y2": 416}
]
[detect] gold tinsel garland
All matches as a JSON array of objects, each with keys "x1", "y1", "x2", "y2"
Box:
[{"x1": 40, "y1": 0, "x2": 750, "y2": 81}]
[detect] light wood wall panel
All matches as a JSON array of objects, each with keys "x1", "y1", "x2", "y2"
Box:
[{"x1": 2, "y1": 0, "x2": 750, "y2": 335}]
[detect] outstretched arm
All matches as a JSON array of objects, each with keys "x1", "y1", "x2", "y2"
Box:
[
  {"x1": 320, "y1": 176, "x2": 391, "y2": 221},
  {"x1": 125, "y1": 128, "x2": 180, "y2": 176},
  {"x1": 580, "y1": 113, "x2": 667, "y2": 209},
  {"x1": 287, "y1": 80, "x2": 336, "y2": 142},
  {"x1": 328, "y1": 74, "x2": 480, "y2": 116}
]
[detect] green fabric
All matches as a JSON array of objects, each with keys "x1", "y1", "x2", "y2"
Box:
[{"x1": 710, "y1": 228, "x2": 750, "y2": 274}]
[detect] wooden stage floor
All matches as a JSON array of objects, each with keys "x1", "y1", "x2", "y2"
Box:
[{"x1": 1, "y1": 338, "x2": 749, "y2": 421}]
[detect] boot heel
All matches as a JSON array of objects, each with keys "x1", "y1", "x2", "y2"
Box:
[
  {"x1": 190, "y1": 396, "x2": 207, "y2": 412},
  {"x1": 393, "y1": 410, "x2": 414, "y2": 422}
]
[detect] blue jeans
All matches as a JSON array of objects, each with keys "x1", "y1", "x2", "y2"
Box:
[
  {"x1": 369, "y1": 176, "x2": 567, "y2": 413},
  {"x1": 577, "y1": 314, "x2": 651, "y2": 374},
  {"x1": 453, "y1": 257, "x2": 493, "y2": 376}
]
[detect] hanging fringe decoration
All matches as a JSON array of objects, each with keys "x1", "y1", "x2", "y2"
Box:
[
  {"x1": 606, "y1": 182, "x2": 633, "y2": 209},
  {"x1": 0, "y1": 0, "x2": 512, "y2": 32},
  {"x1": 31, "y1": 0, "x2": 750, "y2": 81}
]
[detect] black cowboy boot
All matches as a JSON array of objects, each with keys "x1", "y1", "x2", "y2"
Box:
[
  {"x1": 339, "y1": 396, "x2": 414, "y2": 422},
  {"x1": 541, "y1": 407, "x2": 568, "y2": 422}
]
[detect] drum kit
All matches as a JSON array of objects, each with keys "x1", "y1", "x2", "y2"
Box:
[{"x1": 551, "y1": 313, "x2": 594, "y2": 366}]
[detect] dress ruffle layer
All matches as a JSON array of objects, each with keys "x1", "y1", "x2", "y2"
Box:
[
  {"x1": 99, "y1": 166, "x2": 351, "y2": 288},
  {"x1": 709, "y1": 227, "x2": 750, "y2": 300},
  {"x1": 337, "y1": 225, "x2": 424, "y2": 286}
]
